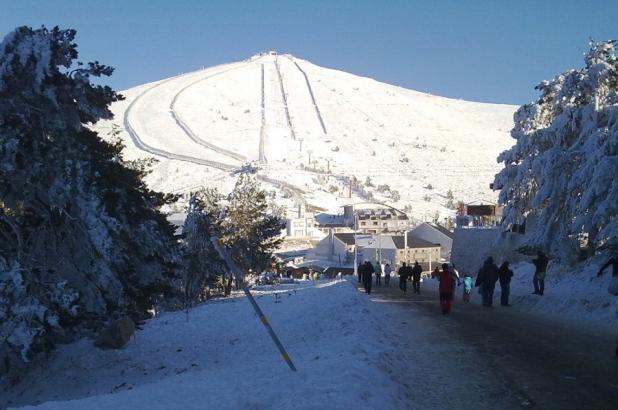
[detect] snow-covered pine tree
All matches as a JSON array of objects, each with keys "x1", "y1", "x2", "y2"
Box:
[
  {"x1": 220, "y1": 174, "x2": 285, "y2": 275},
  {"x1": 0, "y1": 26, "x2": 178, "y2": 376},
  {"x1": 494, "y1": 40, "x2": 618, "y2": 262},
  {"x1": 181, "y1": 189, "x2": 226, "y2": 306}
]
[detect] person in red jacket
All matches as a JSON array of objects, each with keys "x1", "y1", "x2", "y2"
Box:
[{"x1": 438, "y1": 263, "x2": 457, "y2": 314}]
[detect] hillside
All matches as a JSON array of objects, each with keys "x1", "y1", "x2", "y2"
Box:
[{"x1": 96, "y1": 53, "x2": 517, "y2": 218}]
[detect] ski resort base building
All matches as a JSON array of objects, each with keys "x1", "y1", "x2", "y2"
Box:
[
  {"x1": 342, "y1": 203, "x2": 412, "y2": 234},
  {"x1": 409, "y1": 222, "x2": 453, "y2": 260},
  {"x1": 332, "y1": 232, "x2": 441, "y2": 271},
  {"x1": 285, "y1": 203, "x2": 318, "y2": 239}
]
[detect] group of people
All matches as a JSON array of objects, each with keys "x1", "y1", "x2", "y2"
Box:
[
  {"x1": 357, "y1": 260, "x2": 387, "y2": 295},
  {"x1": 357, "y1": 250, "x2": 618, "y2": 357},
  {"x1": 474, "y1": 257, "x2": 514, "y2": 307},
  {"x1": 437, "y1": 250, "x2": 549, "y2": 312},
  {"x1": 397, "y1": 262, "x2": 423, "y2": 294},
  {"x1": 356, "y1": 251, "x2": 553, "y2": 314},
  {"x1": 357, "y1": 260, "x2": 425, "y2": 295}
]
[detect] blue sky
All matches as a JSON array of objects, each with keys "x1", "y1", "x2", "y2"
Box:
[{"x1": 1, "y1": 0, "x2": 616, "y2": 104}]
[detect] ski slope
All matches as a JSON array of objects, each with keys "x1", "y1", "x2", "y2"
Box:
[{"x1": 96, "y1": 53, "x2": 517, "y2": 217}]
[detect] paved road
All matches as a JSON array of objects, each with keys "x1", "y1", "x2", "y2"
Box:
[{"x1": 361, "y1": 280, "x2": 618, "y2": 409}]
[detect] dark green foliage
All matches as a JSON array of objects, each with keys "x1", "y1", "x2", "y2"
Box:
[{"x1": 0, "y1": 26, "x2": 178, "y2": 375}]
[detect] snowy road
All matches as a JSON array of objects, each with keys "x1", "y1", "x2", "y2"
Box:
[{"x1": 363, "y1": 281, "x2": 618, "y2": 409}]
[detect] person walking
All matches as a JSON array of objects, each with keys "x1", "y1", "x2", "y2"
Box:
[
  {"x1": 498, "y1": 261, "x2": 514, "y2": 306},
  {"x1": 362, "y1": 261, "x2": 374, "y2": 294},
  {"x1": 411, "y1": 261, "x2": 423, "y2": 294},
  {"x1": 375, "y1": 261, "x2": 382, "y2": 286},
  {"x1": 384, "y1": 263, "x2": 392, "y2": 286},
  {"x1": 597, "y1": 254, "x2": 618, "y2": 356},
  {"x1": 398, "y1": 262, "x2": 409, "y2": 294},
  {"x1": 532, "y1": 251, "x2": 549, "y2": 295},
  {"x1": 431, "y1": 266, "x2": 440, "y2": 279},
  {"x1": 357, "y1": 262, "x2": 363, "y2": 283},
  {"x1": 462, "y1": 273, "x2": 473, "y2": 302},
  {"x1": 476, "y1": 256, "x2": 499, "y2": 307},
  {"x1": 438, "y1": 263, "x2": 457, "y2": 314}
]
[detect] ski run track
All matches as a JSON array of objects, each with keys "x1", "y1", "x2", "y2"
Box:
[
  {"x1": 122, "y1": 54, "x2": 331, "y2": 199},
  {"x1": 112, "y1": 52, "x2": 516, "y2": 217}
]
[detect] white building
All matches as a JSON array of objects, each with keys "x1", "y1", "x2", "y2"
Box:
[
  {"x1": 342, "y1": 203, "x2": 412, "y2": 233},
  {"x1": 332, "y1": 232, "x2": 441, "y2": 270},
  {"x1": 410, "y1": 222, "x2": 453, "y2": 260},
  {"x1": 285, "y1": 203, "x2": 316, "y2": 238}
]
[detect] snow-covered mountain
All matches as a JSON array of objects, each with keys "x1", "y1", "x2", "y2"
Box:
[{"x1": 97, "y1": 53, "x2": 517, "y2": 218}]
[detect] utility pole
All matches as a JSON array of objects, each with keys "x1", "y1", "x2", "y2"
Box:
[
  {"x1": 429, "y1": 249, "x2": 432, "y2": 274},
  {"x1": 210, "y1": 237, "x2": 296, "y2": 371},
  {"x1": 307, "y1": 150, "x2": 312, "y2": 166},
  {"x1": 353, "y1": 210, "x2": 358, "y2": 277},
  {"x1": 348, "y1": 179, "x2": 352, "y2": 198},
  {"x1": 404, "y1": 229, "x2": 408, "y2": 265},
  {"x1": 378, "y1": 233, "x2": 382, "y2": 264}
]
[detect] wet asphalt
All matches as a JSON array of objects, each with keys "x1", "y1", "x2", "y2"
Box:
[{"x1": 361, "y1": 279, "x2": 618, "y2": 410}]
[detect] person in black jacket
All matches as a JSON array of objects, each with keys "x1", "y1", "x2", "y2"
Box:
[
  {"x1": 476, "y1": 256, "x2": 499, "y2": 307},
  {"x1": 498, "y1": 261, "x2": 514, "y2": 306},
  {"x1": 362, "y1": 261, "x2": 374, "y2": 294},
  {"x1": 532, "y1": 251, "x2": 549, "y2": 295},
  {"x1": 411, "y1": 261, "x2": 423, "y2": 294},
  {"x1": 398, "y1": 262, "x2": 409, "y2": 294}
]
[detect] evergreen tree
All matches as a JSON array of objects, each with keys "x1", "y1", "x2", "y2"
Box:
[
  {"x1": 0, "y1": 26, "x2": 177, "y2": 375},
  {"x1": 220, "y1": 174, "x2": 285, "y2": 275},
  {"x1": 181, "y1": 189, "x2": 226, "y2": 305},
  {"x1": 494, "y1": 40, "x2": 618, "y2": 261}
]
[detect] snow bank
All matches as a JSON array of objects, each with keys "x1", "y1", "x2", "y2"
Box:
[
  {"x1": 7, "y1": 279, "x2": 403, "y2": 409},
  {"x1": 507, "y1": 261, "x2": 618, "y2": 328}
]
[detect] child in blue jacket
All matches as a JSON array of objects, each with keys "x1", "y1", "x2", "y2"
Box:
[{"x1": 462, "y1": 273, "x2": 473, "y2": 302}]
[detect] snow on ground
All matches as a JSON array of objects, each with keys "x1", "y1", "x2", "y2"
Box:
[
  {"x1": 508, "y1": 261, "x2": 618, "y2": 328},
  {"x1": 6, "y1": 280, "x2": 407, "y2": 410},
  {"x1": 5, "y1": 266, "x2": 615, "y2": 409}
]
